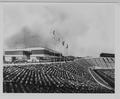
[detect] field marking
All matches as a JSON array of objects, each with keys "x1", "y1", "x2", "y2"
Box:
[{"x1": 88, "y1": 68, "x2": 113, "y2": 90}]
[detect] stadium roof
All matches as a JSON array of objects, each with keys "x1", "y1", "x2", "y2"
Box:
[
  {"x1": 4, "y1": 47, "x2": 44, "y2": 51},
  {"x1": 4, "y1": 47, "x2": 62, "y2": 55}
]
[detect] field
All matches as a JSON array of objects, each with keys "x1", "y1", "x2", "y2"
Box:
[{"x1": 3, "y1": 58, "x2": 115, "y2": 93}]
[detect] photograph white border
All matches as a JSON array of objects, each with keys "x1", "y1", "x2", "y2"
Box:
[{"x1": 0, "y1": 1, "x2": 120, "y2": 99}]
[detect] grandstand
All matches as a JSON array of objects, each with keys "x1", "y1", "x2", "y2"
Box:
[
  {"x1": 3, "y1": 56, "x2": 115, "y2": 93},
  {"x1": 3, "y1": 47, "x2": 62, "y2": 63},
  {"x1": 3, "y1": 60, "x2": 114, "y2": 93},
  {"x1": 3, "y1": 47, "x2": 115, "y2": 93},
  {"x1": 84, "y1": 57, "x2": 115, "y2": 69}
]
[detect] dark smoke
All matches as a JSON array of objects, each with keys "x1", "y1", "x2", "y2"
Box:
[{"x1": 5, "y1": 26, "x2": 57, "y2": 49}]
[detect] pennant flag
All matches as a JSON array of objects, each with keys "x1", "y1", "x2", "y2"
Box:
[
  {"x1": 52, "y1": 30, "x2": 57, "y2": 40},
  {"x1": 66, "y1": 44, "x2": 68, "y2": 49},
  {"x1": 53, "y1": 30, "x2": 55, "y2": 35},
  {"x1": 62, "y1": 41, "x2": 65, "y2": 46},
  {"x1": 51, "y1": 29, "x2": 61, "y2": 43}
]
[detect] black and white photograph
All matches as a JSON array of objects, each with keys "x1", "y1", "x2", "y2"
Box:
[{"x1": 3, "y1": 3, "x2": 115, "y2": 93}]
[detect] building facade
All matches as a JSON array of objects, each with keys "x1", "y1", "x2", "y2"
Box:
[{"x1": 3, "y1": 47, "x2": 62, "y2": 63}]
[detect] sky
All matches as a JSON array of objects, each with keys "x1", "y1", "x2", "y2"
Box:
[{"x1": 3, "y1": 3, "x2": 115, "y2": 57}]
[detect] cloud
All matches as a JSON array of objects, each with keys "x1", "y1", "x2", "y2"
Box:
[{"x1": 5, "y1": 26, "x2": 57, "y2": 49}]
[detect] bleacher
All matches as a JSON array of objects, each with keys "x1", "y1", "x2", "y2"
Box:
[
  {"x1": 3, "y1": 59, "x2": 114, "y2": 93},
  {"x1": 84, "y1": 57, "x2": 115, "y2": 69}
]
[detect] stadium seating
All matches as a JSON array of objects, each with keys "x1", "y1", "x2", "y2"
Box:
[
  {"x1": 3, "y1": 59, "x2": 114, "y2": 93},
  {"x1": 85, "y1": 57, "x2": 115, "y2": 69}
]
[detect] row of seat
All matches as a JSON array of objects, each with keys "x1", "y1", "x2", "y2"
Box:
[
  {"x1": 3, "y1": 61, "x2": 114, "y2": 93},
  {"x1": 85, "y1": 57, "x2": 115, "y2": 68}
]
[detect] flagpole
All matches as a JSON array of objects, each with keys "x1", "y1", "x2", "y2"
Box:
[
  {"x1": 53, "y1": 30, "x2": 55, "y2": 63},
  {"x1": 66, "y1": 43, "x2": 68, "y2": 62},
  {"x1": 50, "y1": 28, "x2": 64, "y2": 64}
]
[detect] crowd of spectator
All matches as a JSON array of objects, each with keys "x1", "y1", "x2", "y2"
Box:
[{"x1": 3, "y1": 59, "x2": 114, "y2": 93}]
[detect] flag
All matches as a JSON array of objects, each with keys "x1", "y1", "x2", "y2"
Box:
[
  {"x1": 66, "y1": 44, "x2": 68, "y2": 49},
  {"x1": 52, "y1": 30, "x2": 56, "y2": 40},
  {"x1": 52, "y1": 30, "x2": 61, "y2": 42},
  {"x1": 53, "y1": 30, "x2": 55, "y2": 35},
  {"x1": 62, "y1": 41, "x2": 65, "y2": 46}
]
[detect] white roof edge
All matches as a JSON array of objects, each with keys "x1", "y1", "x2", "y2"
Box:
[
  {"x1": 3, "y1": 47, "x2": 45, "y2": 51},
  {"x1": 4, "y1": 55, "x2": 24, "y2": 56},
  {"x1": 3, "y1": 47, "x2": 62, "y2": 56},
  {"x1": 3, "y1": 47, "x2": 62, "y2": 54},
  {"x1": 26, "y1": 47, "x2": 45, "y2": 50}
]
